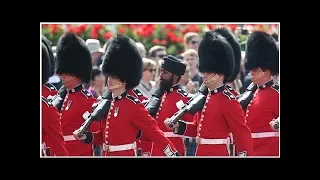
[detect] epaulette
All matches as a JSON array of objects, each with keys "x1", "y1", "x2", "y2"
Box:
[
  {"x1": 271, "y1": 84, "x2": 279, "y2": 93},
  {"x1": 223, "y1": 90, "x2": 236, "y2": 100},
  {"x1": 126, "y1": 94, "x2": 141, "y2": 104},
  {"x1": 132, "y1": 89, "x2": 144, "y2": 98},
  {"x1": 177, "y1": 89, "x2": 188, "y2": 97},
  {"x1": 224, "y1": 84, "x2": 234, "y2": 91},
  {"x1": 42, "y1": 96, "x2": 53, "y2": 107},
  {"x1": 44, "y1": 83, "x2": 57, "y2": 91},
  {"x1": 81, "y1": 89, "x2": 93, "y2": 98}
]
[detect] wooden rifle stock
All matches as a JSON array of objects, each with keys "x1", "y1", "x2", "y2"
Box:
[
  {"x1": 49, "y1": 86, "x2": 67, "y2": 112},
  {"x1": 77, "y1": 90, "x2": 112, "y2": 138},
  {"x1": 144, "y1": 85, "x2": 166, "y2": 117},
  {"x1": 168, "y1": 84, "x2": 207, "y2": 128},
  {"x1": 237, "y1": 82, "x2": 258, "y2": 109}
]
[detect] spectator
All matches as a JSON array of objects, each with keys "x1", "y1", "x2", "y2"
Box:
[
  {"x1": 88, "y1": 67, "x2": 106, "y2": 99},
  {"x1": 148, "y1": 45, "x2": 167, "y2": 79},
  {"x1": 136, "y1": 58, "x2": 157, "y2": 98},
  {"x1": 86, "y1": 39, "x2": 104, "y2": 68},
  {"x1": 183, "y1": 32, "x2": 200, "y2": 51},
  {"x1": 178, "y1": 61, "x2": 194, "y2": 94},
  {"x1": 181, "y1": 49, "x2": 203, "y2": 89},
  {"x1": 136, "y1": 42, "x2": 147, "y2": 58}
]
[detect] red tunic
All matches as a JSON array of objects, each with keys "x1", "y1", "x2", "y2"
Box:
[
  {"x1": 175, "y1": 85, "x2": 254, "y2": 156},
  {"x1": 60, "y1": 85, "x2": 100, "y2": 156},
  {"x1": 42, "y1": 83, "x2": 58, "y2": 98},
  {"x1": 86, "y1": 91, "x2": 178, "y2": 156},
  {"x1": 150, "y1": 85, "x2": 194, "y2": 156},
  {"x1": 127, "y1": 88, "x2": 149, "y2": 155},
  {"x1": 245, "y1": 80, "x2": 279, "y2": 156},
  {"x1": 41, "y1": 96, "x2": 68, "y2": 156}
]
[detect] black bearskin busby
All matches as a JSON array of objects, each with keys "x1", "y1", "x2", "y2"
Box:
[
  {"x1": 162, "y1": 55, "x2": 186, "y2": 76},
  {"x1": 56, "y1": 32, "x2": 92, "y2": 83},
  {"x1": 198, "y1": 31, "x2": 235, "y2": 79},
  {"x1": 245, "y1": 31, "x2": 279, "y2": 75},
  {"x1": 213, "y1": 27, "x2": 241, "y2": 82},
  {"x1": 42, "y1": 35, "x2": 55, "y2": 77},
  {"x1": 102, "y1": 34, "x2": 142, "y2": 89},
  {"x1": 42, "y1": 42, "x2": 51, "y2": 84}
]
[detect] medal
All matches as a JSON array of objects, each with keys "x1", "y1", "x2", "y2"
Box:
[
  {"x1": 114, "y1": 107, "x2": 119, "y2": 117},
  {"x1": 65, "y1": 100, "x2": 72, "y2": 111}
]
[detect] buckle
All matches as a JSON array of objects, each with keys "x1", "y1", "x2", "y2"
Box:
[
  {"x1": 195, "y1": 137, "x2": 201, "y2": 144},
  {"x1": 103, "y1": 143, "x2": 110, "y2": 152}
]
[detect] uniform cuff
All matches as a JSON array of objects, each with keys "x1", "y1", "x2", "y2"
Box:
[
  {"x1": 81, "y1": 132, "x2": 93, "y2": 144},
  {"x1": 174, "y1": 120, "x2": 186, "y2": 135}
]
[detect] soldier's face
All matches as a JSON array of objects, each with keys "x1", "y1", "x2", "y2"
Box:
[
  {"x1": 159, "y1": 68, "x2": 174, "y2": 88},
  {"x1": 250, "y1": 67, "x2": 265, "y2": 84},
  {"x1": 61, "y1": 73, "x2": 75, "y2": 88},
  {"x1": 106, "y1": 75, "x2": 124, "y2": 90}
]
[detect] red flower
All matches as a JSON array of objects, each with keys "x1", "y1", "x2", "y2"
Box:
[
  {"x1": 51, "y1": 25, "x2": 58, "y2": 34},
  {"x1": 152, "y1": 38, "x2": 159, "y2": 44},
  {"x1": 160, "y1": 39, "x2": 167, "y2": 45},
  {"x1": 119, "y1": 27, "x2": 125, "y2": 33},
  {"x1": 91, "y1": 29, "x2": 98, "y2": 39},
  {"x1": 103, "y1": 32, "x2": 113, "y2": 40}
]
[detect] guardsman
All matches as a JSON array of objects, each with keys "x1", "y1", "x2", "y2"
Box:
[
  {"x1": 56, "y1": 32, "x2": 100, "y2": 156},
  {"x1": 41, "y1": 42, "x2": 68, "y2": 156},
  {"x1": 212, "y1": 27, "x2": 242, "y2": 156},
  {"x1": 164, "y1": 32, "x2": 254, "y2": 156},
  {"x1": 244, "y1": 31, "x2": 279, "y2": 156},
  {"x1": 212, "y1": 27, "x2": 241, "y2": 97},
  {"x1": 42, "y1": 35, "x2": 58, "y2": 97},
  {"x1": 146, "y1": 55, "x2": 193, "y2": 156},
  {"x1": 73, "y1": 34, "x2": 179, "y2": 156}
]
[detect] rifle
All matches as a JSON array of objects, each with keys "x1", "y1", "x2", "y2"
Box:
[
  {"x1": 237, "y1": 82, "x2": 258, "y2": 109},
  {"x1": 77, "y1": 90, "x2": 112, "y2": 138},
  {"x1": 144, "y1": 85, "x2": 167, "y2": 117},
  {"x1": 47, "y1": 86, "x2": 67, "y2": 112},
  {"x1": 167, "y1": 84, "x2": 207, "y2": 128}
]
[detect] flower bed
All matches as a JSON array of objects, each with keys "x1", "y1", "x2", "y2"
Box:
[{"x1": 41, "y1": 24, "x2": 278, "y2": 55}]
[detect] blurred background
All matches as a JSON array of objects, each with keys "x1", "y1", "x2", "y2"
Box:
[{"x1": 42, "y1": 24, "x2": 279, "y2": 55}]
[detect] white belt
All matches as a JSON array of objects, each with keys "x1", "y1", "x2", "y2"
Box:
[
  {"x1": 196, "y1": 137, "x2": 230, "y2": 145},
  {"x1": 63, "y1": 135, "x2": 76, "y2": 141},
  {"x1": 42, "y1": 143, "x2": 46, "y2": 149},
  {"x1": 163, "y1": 132, "x2": 182, "y2": 138},
  {"x1": 103, "y1": 142, "x2": 136, "y2": 152},
  {"x1": 251, "y1": 132, "x2": 279, "y2": 139}
]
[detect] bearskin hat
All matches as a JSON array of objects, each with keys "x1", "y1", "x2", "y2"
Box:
[
  {"x1": 102, "y1": 34, "x2": 142, "y2": 89},
  {"x1": 198, "y1": 31, "x2": 235, "y2": 79},
  {"x1": 245, "y1": 31, "x2": 279, "y2": 75},
  {"x1": 56, "y1": 32, "x2": 92, "y2": 83},
  {"x1": 213, "y1": 27, "x2": 241, "y2": 82},
  {"x1": 42, "y1": 42, "x2": 51, "y2": 84},
  {"x1": 42, "y1": 35, "x2": 55, "y2": 76}
]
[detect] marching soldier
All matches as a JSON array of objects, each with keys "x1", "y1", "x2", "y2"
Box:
[
  {"x1": 212, "y1": 27, "x2": 241, "y2": 97},
  {"x1": 147, "y1": 55, "x2": 194, "y2": 156},
  {"x1": 41, "y1": 42, "x2": 68, "y2": 156},
  {"x1": 56, "y1": 32, "x2": 100, "y2": 156},
  {"x1": 42, "y1": 35, "x2": 58, "y2": 97},
  {"x1": 213, "y1": 27, "x2": 242, "y2": 156},
  {"x1": 164, "y1": 32, "x2": 254, "y2": 156},
  {"x1": 73, "y1": 34, "x2": 179, "y2": 156},
  {"x1": 244, "y1": 31, "x2": 279, "y2": 156}
]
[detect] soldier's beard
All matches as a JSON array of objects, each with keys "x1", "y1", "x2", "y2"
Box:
[{"x1": 160, "y1": 77, "x2": 174, "y2": 92}]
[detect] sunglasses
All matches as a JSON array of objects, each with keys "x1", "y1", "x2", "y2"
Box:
[
  {"x1": 157, "y1": 54, "x2": 166, "y2": 58},
  {"x1": 146, "y1": 69, "x2": 156, "y2": 72},
  {"x1": 191, "y1": 40, "x2": 199, "y2": 44}
]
